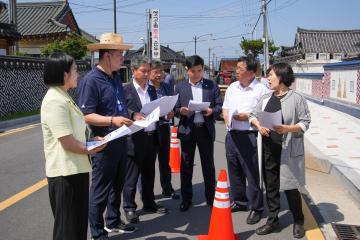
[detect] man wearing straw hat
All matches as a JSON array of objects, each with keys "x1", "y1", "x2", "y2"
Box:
[{"x1": 78, "y1": 32, "x2": 136, "y2": 240}]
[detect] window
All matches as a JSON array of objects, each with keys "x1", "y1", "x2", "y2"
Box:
[
  {"x1": 332, "y1": 80, "x2": 335, "y2": 90},
  {"x1": 350, "y1": 81, "x2": 354, "y2": 93}
]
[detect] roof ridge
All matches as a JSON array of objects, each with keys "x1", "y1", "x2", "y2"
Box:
[
  {"x1": 298, "y1": 27, "x2": 360, "y2": 33},
  {"x1": 16, "y1": 1, "x2": 65, "y2": 7}
]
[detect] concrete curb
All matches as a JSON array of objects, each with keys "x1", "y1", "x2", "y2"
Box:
[
  {"x1": 0, "y1": 114, "x2": 40, "y2": 131},
  {"x1": 305, "y1": 137, "x2": 360, "y2": 206}
]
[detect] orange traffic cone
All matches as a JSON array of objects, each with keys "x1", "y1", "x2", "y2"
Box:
[
  {"x1": 169, "y1": 126, "x2": 181, "y2": 173},
  {"x1": 198, "y1": 169, "x2": 239, "y2": 240}
]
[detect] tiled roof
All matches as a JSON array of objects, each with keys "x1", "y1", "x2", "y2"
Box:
[
  {"x1": 0, "y1": 22, "x2": 21, "y2": 39},
  {"x1": 80, "y1": 28, "x2": 98, "y2": 43},
  {"x1": 296, "y1": 28, "x2": 360, "y2": 54},
  {"x1": 283, "y1": 28, "x2": 360, "y2": 55},
  {"x1": 124, "y1": 45, "x2": 185, "y2": 63},
  {"x1": 0, "y1": 1, "x2": 75, "y2": 37}
]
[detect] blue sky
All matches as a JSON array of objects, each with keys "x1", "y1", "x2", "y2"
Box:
[{"x1": 17, "y1": 0, "x2": 360, "y2": 63}]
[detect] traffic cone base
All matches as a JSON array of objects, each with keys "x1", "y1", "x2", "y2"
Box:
[{"x1": 197, "y1": 169, "x2": 239, "y2": 240}]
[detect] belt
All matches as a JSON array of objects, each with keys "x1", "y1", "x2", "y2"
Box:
[
  {"x1": 144, "y1": 130, "x2": 156, "y2": 136},
  {"x1": 230, "y1": 130, "x2": 257, "y2": 134},
  {"x1": 193, "y1": 122, "x2": 205, "y2": 127}
]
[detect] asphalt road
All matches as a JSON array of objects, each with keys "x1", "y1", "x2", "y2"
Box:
[{"x1": 0, "y1": 122, "x2": 307, "y2": 240}]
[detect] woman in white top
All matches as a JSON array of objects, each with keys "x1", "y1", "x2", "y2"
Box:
[{"x1": 41, "y1": 52, "x2": 105, "y2": 240}]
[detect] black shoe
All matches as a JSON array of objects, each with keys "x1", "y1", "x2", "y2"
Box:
[
  {"x1": 91, "y1": 236, "x2": 109, "y2": 240},
  {"x1": 179, "y1": 201, "x2": 192, "y2": 212},
  {"x1": 293, "y1": 223, "x2": 305, "y2": 238},
  {"x1": 104, "y1": 221, "x2": 136, "y2": 233},
  {"x1": 231, "y1": 203, "x2": 248, "y2": 213},
  {"x1": 255, "y1": 222, "x2": 281, "y2": 235},
  {"x1": 246, "y1": 210, "x2": 262, "y2": 225},
  {"x1": 125, "y1": 211, "x2": 139, "y2": 223},
  {"x1": 142, "y1": 204, "x2": 168, "y2": 214},
  {"x1": 162, "y1": 190, "x2": 180, "y2": 199}
]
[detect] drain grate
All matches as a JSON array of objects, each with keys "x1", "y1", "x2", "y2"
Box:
[{"x1": 332, "y1": 223, "x2": 360, "y2": 240}]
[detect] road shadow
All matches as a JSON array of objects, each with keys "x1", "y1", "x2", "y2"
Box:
[
  {"x1": 110, "y1": 183, "x2": 212, "y2": 239},
  {"x1": 317, "y1": 202, "x2": 344, "y2": 223}
]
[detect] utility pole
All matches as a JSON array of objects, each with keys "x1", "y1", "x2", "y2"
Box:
[
  {"x1": 262, "y1": 0, "x2": 269, "y2": 72},
  {"x1": 208, "y1": 47, "x2": 211, "y2": 79},
  {"x1": 113, "y1": 0, "x2": 117, "y2": 33},
  {"x1": 212, "y1": 53, "x2": 216, "y2": 73},
  {"x1": 8, "y1": 0, "x2": 18, "y2": 54},
  {"x1": 146, "y1": 9, "x2": 151, "y2": 59},
  {"x1": 193, "y1": 33, "x2": 212, "y2": 55},
  {"x1": 194, "y1": 36, "x2": 197, "y2": 55}
]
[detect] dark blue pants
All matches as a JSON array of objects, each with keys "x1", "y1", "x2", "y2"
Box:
[
  {"x1": 180, "y1": 125, "x2": 216, "y2": 205},
  {"x1": 157, "y1": 124, "x2": 173, "y2": 193},
  {"x1": 89, "y1": 138, "x2": 127, "y2": 238},
  {"x1": 225, "y1": 131, "x2": 263, "y2": 212},
  {"x1": 123, "y1": 132, "x2": 158, "y2": 212}
]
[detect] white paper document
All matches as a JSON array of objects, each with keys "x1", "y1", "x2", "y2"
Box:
[
  {"x1": 257, "y1": 110, "x2": 282, "y2": 131},
  {"x1": 187, "y1": 100, "x2": 210, "y2": 112},
  {"x1": 140, "y1": 94, "x2": 179, "y2": 117},
  {"x1": 86, "y1": 125, "x2": 131, "y2": 151},
  {"x1": 227, "y1": 108, "x2": 238, "y2": 131},
  {"x1": 128, "y1": 107, "x2": 160, "y2": 134},
  {"x1": 160, "y1": 94, "x2": 178, "y2": 116},
  {"x1": 86, "y1": 107, "x2": 160, "y2": 151}
]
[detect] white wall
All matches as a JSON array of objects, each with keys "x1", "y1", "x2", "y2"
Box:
[
  {"x1": 296, "y1": 77, "x2": 313, "y2": 95},
  {"x1": 329, "y1": 70, "x2": 357, "y2": 104}
]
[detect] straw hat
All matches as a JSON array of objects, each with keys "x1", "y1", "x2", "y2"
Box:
[{"x1": 87, "y1": 32, "x2": 133, "y2": 51}]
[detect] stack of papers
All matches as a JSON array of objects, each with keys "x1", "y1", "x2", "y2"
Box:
[
  {"x1": 86, "y1": 107, "x2": 160, "y2": 151},
  {"x1": 257, "y1": 110, "x2": 282, "y2": 130},
  {"x1": 141, "y1": 94, "x2": 179, "y2": 116},
  {"x1": 187, "y1": 100, "x2": 210, "y2": 112}
]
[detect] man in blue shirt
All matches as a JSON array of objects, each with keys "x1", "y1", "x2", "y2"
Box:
[{"x1": 77, "y1": 33, "x2": 136, "y2": 240}]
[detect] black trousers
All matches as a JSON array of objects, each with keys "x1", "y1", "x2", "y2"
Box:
[
  {"x1": 180, "y1": 125, "x2": 216, "y2": 204},
  {"x1": 123, "y1": 132, "x2": 158, "y2": 211},
  {"x1": 157, "y1": 124, "x2": 174, "y2": 193},
  {"x1": 88, "y1": 138, "x2": 128, "y2": 238},
  {"x1": 225, "y1": 131, "x2": 263, "y2": 211},
  {"x1": 48, "y1": 172, "x2": 89, "y2": 240},
  {"x1": 262, "y1": 137, "x2": 304, "y2": 225}
]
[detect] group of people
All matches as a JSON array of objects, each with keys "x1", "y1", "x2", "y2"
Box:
[{"x1": 40, "y1": 32, "x2": 310, "y2": 240}]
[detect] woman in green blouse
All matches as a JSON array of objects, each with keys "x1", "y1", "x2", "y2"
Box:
[{"x1": 41, "y1": 52, "x2": 105, "y2": 240}]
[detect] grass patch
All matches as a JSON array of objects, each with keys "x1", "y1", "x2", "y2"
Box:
[{"x1": 0, "y1": 109, "x2": 40, "y2": 121}]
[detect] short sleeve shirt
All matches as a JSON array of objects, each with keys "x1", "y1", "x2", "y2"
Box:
[
  {"x1": 41, "y1": 87, "x2": 91, "y2": 177},
  {"x1": 222, "y1": 79, "x2": 268, "y2": 130},
  {"x1": 77, "y1": 67, "x2": 129, "y2": 136}
]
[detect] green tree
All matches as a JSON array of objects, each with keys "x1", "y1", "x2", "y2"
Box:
[
  {"x1": 240, "y1": 37, "x2": 279, "y2": 58},
  {"x1": 41, "y1": 36, "x2": 89, "y2": 60}
]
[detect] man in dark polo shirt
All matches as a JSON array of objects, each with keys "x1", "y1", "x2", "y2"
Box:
[{"x1": 77, "y1": 33, "x2": 136, "y2": 240}]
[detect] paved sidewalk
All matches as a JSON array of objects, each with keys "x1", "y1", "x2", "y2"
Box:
[{"x1": 305, "y1": 100, "x2": 360, "y2": 205}]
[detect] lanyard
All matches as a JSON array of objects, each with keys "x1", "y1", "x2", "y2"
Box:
[{"x1": 108, "y1": 75, "x2": 126, "y2": 116}]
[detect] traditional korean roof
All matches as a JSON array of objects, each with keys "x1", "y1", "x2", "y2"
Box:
[
  {"x1": 124, "y1": 45, "x2": 185, "y2": 63},
  {"x1": 0, "y1": 1, "x2": 86, "y2": 39},
  {"x1": 281, "y1": 28, "x2": 360, "y2": 57}
]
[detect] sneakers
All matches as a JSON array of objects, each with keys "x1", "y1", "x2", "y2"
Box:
[{"x1": 104, "y1": 221, "x2": 137, "y2": 234}]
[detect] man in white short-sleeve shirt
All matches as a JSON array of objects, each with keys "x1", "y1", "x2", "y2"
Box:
[{"x1": 222, "y1": 56, "x2": 268, "y2": 225}]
